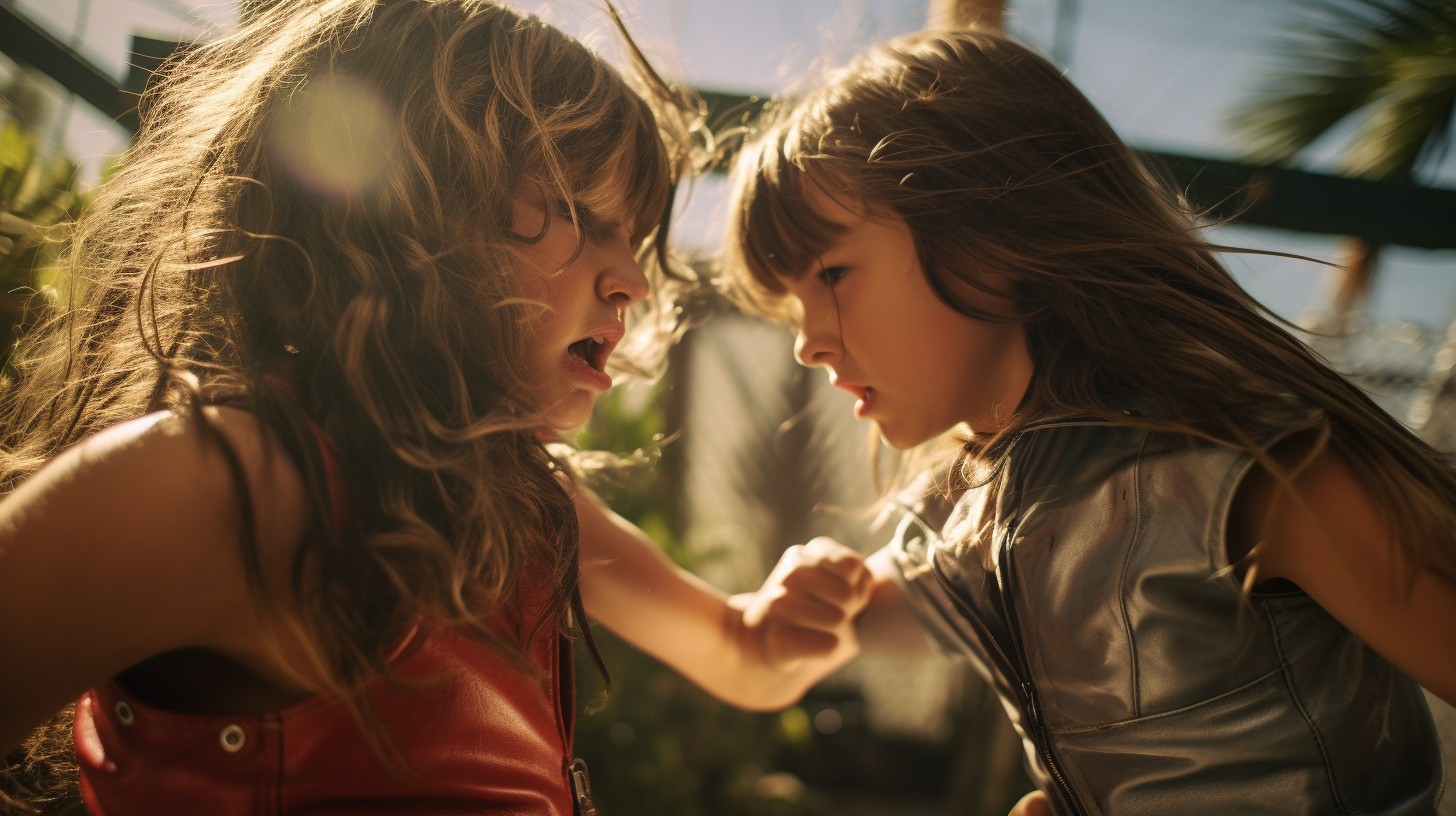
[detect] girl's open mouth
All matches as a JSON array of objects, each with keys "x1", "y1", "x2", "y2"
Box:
[
  {"x1": 853, "y1": 386, "x2": 876, "y2": 419},
  {"x1": 567, "y1": 336, "x2": 608, "y2": 372},
  {"x1": 564, "y1": 333, "x2": 616, "y2": 391}
]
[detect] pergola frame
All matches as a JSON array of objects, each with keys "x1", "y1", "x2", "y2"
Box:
[{"x1": 1, "y1": 1, "x2": 1452, "y2": 251}]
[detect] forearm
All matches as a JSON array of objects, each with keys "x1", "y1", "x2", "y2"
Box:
[
  {"x1": 582, "y1": 563, "x2": 854, "y2": 710},
  {"x1": 854, "y1": 547, "x2": 937, "y2": 658},
  {"x1": 575, "y1": 487, "x2": 866, "y2": 709}
]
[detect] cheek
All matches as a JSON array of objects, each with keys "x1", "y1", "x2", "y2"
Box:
[
  {"x1": 898, "y1": 310, "x2": 1023, "y2": 396},
  {"x1": 511, "y1": 256, "x2": 563, "y2": 345},
  {"x1": 512, "y1": 249, "x2": 553, "y2": 306},
  {"x1": 946, "y1": 321, "x2": 1032, "y2": 412}
]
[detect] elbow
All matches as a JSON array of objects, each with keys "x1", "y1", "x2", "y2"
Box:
[
  {"x1": 701, "y1": 668, "x2": 821, "y2": 712},
  {"x1": 713, "y1": 686, "x2": 810, "y2": 713}
]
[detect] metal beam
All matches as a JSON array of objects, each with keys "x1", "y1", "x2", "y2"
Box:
[
  {"x1": 699, "y1": 91, "x2": 1456, "y2": 250},
  {"x1": 0, "y1": 1, "x2": 138, "y2": 131},
  {"x1": 0, "y1": 5, "x2": 1451, "y2": 251},
  {"x1": 1144, "y1": 152, "x2": 1456, "y2": 251}
]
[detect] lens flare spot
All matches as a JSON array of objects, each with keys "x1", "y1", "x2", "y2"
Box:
[{"x1": 273, "y1": 74, "x2": 394, "y2": 197}]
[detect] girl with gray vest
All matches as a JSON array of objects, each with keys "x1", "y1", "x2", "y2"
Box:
[{"x1": 721, "y1": 28, "x2": 1455, "y2": 816}]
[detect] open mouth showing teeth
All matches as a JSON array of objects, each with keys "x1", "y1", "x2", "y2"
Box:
[{"x1": 568, "y1": 336, "x2": 609, "y2": 371}]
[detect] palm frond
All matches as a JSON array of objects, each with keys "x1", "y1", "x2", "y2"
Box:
[
  {"x1": 1342, "y1": 52, "x2": 1456, "y2": 177},
  {"x1": 1227, "y1": 0, "x2": 1456, "y2": 181}
]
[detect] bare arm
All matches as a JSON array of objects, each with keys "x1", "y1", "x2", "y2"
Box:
[
  {"x1": 577, "y1": 492, "x2": 1060, "y2": 814},
  {"x1": 855, "y1": 546, "x2": 937, "y2": 659},
  {"x1": 0, "y1": 409, "x2": 309, "y2": 754},
  {"x1": 1233, "y1": 436, "x2": 1456, "y2": 707},
  {"x1": 574, "y1": 486, "x2": 870, "y2": 711}
]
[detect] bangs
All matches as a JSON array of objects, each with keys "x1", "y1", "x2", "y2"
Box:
[
  {"x1": 620, "y1": 95, "x2": 675, "y2": 239},
  {"x1": 567, "y1": 88, "x2": 674, "y2": 243},
  {"x1": 726, "y1": 128, "x2": 848, "y2": 322}
]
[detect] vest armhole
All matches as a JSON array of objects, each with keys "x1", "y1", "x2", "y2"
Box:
[{"x1": 1211, "y1": 425, "x2": 1316, "y2": 595}]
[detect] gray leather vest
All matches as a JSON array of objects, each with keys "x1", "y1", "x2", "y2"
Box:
[{"x1": 889, "y1": 416, "x2": 1443, "y2": 815}]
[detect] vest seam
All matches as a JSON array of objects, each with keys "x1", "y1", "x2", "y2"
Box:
[
  {"x1": 270, "y1": 711, "x2": 284, "y2": 816},
  {"x1": 1263, "y1": 605, "x2": 1349, "y2": 813},
  {"x1": 554, "y1": 633, "x2": 571, "y2": 760},
  {"x1": 1047, "y1": 667, "x2": 1282, "y2": 733},
  {"x1": 1118, "y1": 430, "x2": 1150, "y2": 719},
  {"x1": 1417, "y1": 689, "x2": 1446, "y2": 809}
]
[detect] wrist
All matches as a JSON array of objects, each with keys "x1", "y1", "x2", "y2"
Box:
[{"x1": 729, "y1": 592, "x2": 802, "y2": 674}]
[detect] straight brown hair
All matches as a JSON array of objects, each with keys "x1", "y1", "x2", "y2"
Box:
[{"x1": 725, "y1": 29, "x2": 1456, "y2": 584}]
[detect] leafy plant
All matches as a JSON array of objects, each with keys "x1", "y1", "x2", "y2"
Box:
[
  {"x1": 1226, "y1": 0, "x2": 1456, "y2": 327},
  {"x1": 0, "y1": 119, "x2": 101, "y2": 371},
  {"x1": 570, "y1": 382, "x2": 823, "y2": 816},
  {"x1": 1227, "y1": 0, "x2": 1456, "y2": 182}
]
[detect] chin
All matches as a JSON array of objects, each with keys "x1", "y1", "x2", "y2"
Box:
[
  {"x1": 875, "y1": 422, "x2": 930, "y2": 451},
  {"x1": 875, "y1": 412, "x2": 958, "y2": 450},
  {"x1": 540, "y1": 390, "x2": 598, "y2": 432}
]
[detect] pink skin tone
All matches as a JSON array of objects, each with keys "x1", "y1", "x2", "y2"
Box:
[
  {"x1": 762, "y1": 185, "x2": 1455, "y2": 816},
  {"x1": 503, "y1": 182, "x2": 1080, "y2": 816},
  {"x1": 779, "y1": 185, "x2": 1034, "y2": 448},
  {"x1": 509, "y1": 186, "x2": 649, "y2": 431},
  {"x1": 504, "y1": 184, "x2": 884, "y2": 709}
]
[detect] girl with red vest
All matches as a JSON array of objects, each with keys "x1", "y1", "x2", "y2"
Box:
[{"x1": 0, "y1": 2, "x2": 871, "y2": 813}]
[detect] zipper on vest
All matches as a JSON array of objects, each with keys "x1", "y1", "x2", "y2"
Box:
[
  {"x1": 930, "y1": 560, "x2": 1020, "y2": 683},
  {"x1": 930, "y1": 559, "x2": 1083, "y2": 814},
  {"x1": 913, "y1": 414, "x2": 1122, "y2": 815},
  {"x1": 996, "y1": 542, "x2": 1087, "y2": 816},
  {"x1": 568, "y1": 758, "x2": 598, "y2": 816}
]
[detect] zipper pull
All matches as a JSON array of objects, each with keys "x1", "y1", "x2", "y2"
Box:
[
  {"x1": 1021, "y1": 682, "x2": 1040, "y2": 723},
  {"x1": 569, "y1": 758, "x2": 598, "y2": 816}
]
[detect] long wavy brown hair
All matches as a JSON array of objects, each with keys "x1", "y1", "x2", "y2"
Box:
[
  {"x1": 0, "y1": 0, "x2": 695, "y2": 797},
  {"x1": 724, "y1": 29, "x2": 1456, "y2": 585}
]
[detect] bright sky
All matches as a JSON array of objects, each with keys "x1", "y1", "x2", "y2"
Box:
[{"x1": 7, "y1": 0, "x2": 1455, "y2": 328}]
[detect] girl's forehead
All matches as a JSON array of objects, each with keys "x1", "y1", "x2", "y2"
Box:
[
  {"x1": 577, "y1": 174, "x2": 636, "y2": 221},
  {"x1": 798, "y1": 183, "x2": 866, "y2": 228},
  {"x1": 607, "y1": 165, "x2": 670, "y2": 235},
  {"x1": 533, "y1": 156, "x2": 656, "y2": 230},
  {"x1": 788, "y1": 184, "x2": 871, "y2": 250}
]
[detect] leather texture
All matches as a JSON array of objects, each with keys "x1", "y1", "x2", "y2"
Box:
[
  {"x1": 73, "y1": 417, "x2": 577, "y2": 815},
  {"x1": 888, "y1": 415, "x2": 1443, "y2": 816},
  {"x1": 75, "y1": 622, "x2": 575, "y2": 815}
]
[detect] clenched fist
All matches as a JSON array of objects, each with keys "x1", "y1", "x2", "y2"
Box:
[{"x1": 735, "y1": 537, "x2": 875, "y2": 670}]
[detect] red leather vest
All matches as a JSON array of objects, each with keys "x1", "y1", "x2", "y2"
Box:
[{"x1": 72, "y1": 420, "x2": 578, "y2": 815}]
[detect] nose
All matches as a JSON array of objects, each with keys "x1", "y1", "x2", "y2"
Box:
[
  {"x1": 793, "y1": 297, "x2": 839, "y2": 368},
  {"x1": 598, "y1": 239, "x2": 650, "y2": 310}
]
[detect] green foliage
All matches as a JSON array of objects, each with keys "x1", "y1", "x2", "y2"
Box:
[
  {"x1": 570, "y1": 383, "x2": 686, "y2": 563},
  {"x1": 0, "y1": 121, "x2": 92, "y2": 291},
  {"x1": 1227, "y1": 0, "x2": 1456, "y2": 181},
  {"x1": 571, "y1": 382, "x2": 823, "y2": 816},
  {"x1": 0, "y1": 119, "x2": 104, "y2": 373},
  {"x1": 573, "y1": 634, "x2": 825, "y2": 816}
]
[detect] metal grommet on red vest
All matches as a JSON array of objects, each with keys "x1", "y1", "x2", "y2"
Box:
[
  {"x1": 219, "y1": 724, "x2": 246, "y2": 753},
  {"x1": 113, "y1": 700, "x2": 134, "y2": 726}
]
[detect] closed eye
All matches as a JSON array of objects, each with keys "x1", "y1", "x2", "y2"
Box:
[
  {"x1": 554, "y1": 199, "x2": 595, "y2": 235},
  {"x1": 817, "y1": 265, "x2": 850, "y2": 286},
  {"x1": 629, "y1": 224, "x2": 654, "y2": 254}
]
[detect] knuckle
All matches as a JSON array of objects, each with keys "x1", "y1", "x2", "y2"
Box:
[
  {"x1": 763, "y1": 593, "x2": 792, "y2": 616},
  {"x1": 778, "y1": 569, "x2": 807, "y2": 590}
]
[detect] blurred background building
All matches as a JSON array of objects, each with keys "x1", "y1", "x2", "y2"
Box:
[{"x1": 1, "y1": 0, "x2": 1453, "y2": 814}]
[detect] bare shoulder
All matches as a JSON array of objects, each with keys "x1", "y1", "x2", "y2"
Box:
[
  {"x1": 1226, "y1": 429, "x2": 1374, "y2": 581},
  {"x1": 0, "y1": 407, "x2": 309, "y2": 751},
  {"x1": 7, "y1": 405, "x2": 309, "y2": 573},
  {"x1": 1229, "y1": 429, "x2": 1456, "y2": 705}
]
